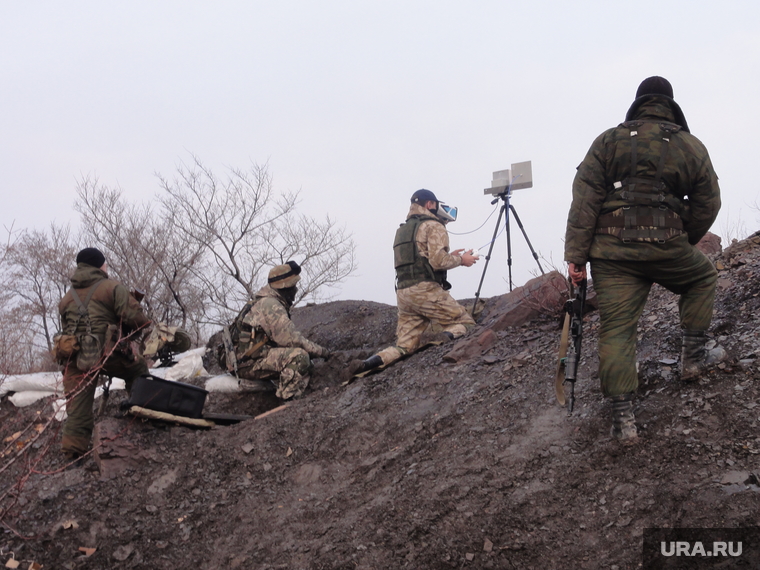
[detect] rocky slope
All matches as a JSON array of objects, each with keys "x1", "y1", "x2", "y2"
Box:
[{"x1": 1, "y1": 233, "x2": 760, "y2": 569}]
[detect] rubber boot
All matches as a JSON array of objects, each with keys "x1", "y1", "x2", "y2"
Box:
[
  {"x1": 610, "y1": 393, "x2": 637, "y2": 442},
  {"x1": 348, "y1": 355, "x2": 383, "y2": 376},
  {"x1": 430, "y1": 331, "x2": 455, "y2": 344},
  {"x1": 681, "y1": 330, "x2": 728, "y2": 381}
]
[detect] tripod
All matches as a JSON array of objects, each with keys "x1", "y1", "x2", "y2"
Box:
[{"x1": 471, "y1": 188, "x2": 544, "y2": 316}]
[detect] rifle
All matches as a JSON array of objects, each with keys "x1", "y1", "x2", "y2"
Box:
[
  {"x1": 221, "y1": 326, "x2": 239, "y2": 377},
  {"x1": 554, "y1": 279, "x2": 586, "y2": 413}
]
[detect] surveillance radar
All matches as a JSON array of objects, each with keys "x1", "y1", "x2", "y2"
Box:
[{"x1": 484, "y1": 160, "x2": 533, "y2": 195}]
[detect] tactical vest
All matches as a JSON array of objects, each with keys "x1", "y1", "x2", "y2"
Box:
[
  {"x1": 232, "y1": 298, "x2": 270, "y2": 356},
  {"x1": 595, "y1": 120, "x2": 685, "y2": 244},
  {"x1": 393, "y1": 215, "x2": 449, "y2": 290}
]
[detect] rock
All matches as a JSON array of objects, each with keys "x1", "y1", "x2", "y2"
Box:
[
  {"x1": 112, "y1": 544, "x2": 134, "y2": 561},
  {"x1": 93, "y1": 418, "x2": 150, "y2": 479},
  {"x1": 443, "y1": 329, "x2": 497, "y2": 363},
  {"x1": 720, "y1": 471, "x2": 749, "y2": 485},
  {"x1": 696, "y1": 232, "x2": 722, "y2": 254},
  {"x1": 481, "y1": 272, "x2": 570, "y2": 332}
]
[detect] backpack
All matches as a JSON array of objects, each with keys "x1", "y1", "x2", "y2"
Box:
[{"x1": 67, "y1": 280, "x2": 105, "y2": 371}]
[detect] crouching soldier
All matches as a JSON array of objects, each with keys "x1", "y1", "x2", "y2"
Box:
[
  {"x1": 143, "y1": 323, "x2": 192, "y2": 367},
  {"x1": 231, "y1": 261, "x2": 330, "y2": 400},
  {"x1": 56, "y1": 248, "x2": 151, "y2": 458}
]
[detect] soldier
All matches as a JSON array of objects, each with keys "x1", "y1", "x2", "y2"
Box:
[
  {"x1": 350, "y1": 189, "x2": 479, "y2": 375},
  {"x1": 143, "y1": 323, "x2": 192, "y2": 367},
  {"x1": 57, "y1": 248, "x2": 150, "y2": 458},
  {"x1": 233, "y1": 261, "x2": 330, "y2": 400},
  {"x1": 564, "y1": 76, "x2": 724, "y2": 441}
]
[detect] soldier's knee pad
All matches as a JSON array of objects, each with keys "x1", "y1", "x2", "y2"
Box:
[{"x1": 286, "y1": 352, "x2": 311, "y2": 375}]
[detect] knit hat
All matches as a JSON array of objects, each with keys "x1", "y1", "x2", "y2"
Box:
[
  {"x1": 636, "y1": 76, "x2": 674, "y2": 99},
  {"x1": 268, "y1": 261, "x2": 302, "y2": 289},
  {"x1": 76, "y1": 247, "x2": 106, "y2": 268}
]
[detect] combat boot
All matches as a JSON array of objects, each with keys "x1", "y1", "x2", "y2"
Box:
[
  {"x1": 610, "y1": 393, "x2": 637, "y2": 442},
  {"x1": 347, "y1": 355, "x2": 383, "y2": 377},
  {"x1": 681, "y1": 330, "x2": 728, "y2": 382}
]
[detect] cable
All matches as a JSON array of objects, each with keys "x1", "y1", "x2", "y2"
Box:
[{"x1": 447, "y1": 202, "x2": 499, "y2": 236}]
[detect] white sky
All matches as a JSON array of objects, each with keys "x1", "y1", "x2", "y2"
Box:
[{"x1": 2, "y1": 1, "x2": 759, "y2": 305}]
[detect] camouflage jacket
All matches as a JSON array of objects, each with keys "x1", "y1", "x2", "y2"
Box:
[
  {"x1": 405, "y1": 203, "x2": 463, "y2": 271},
  {"x1": 59, "y1": 263, "x2": 150, "y2": 345},
  {"x1": 242, "y1": 285, "x2": 325, "y2": 356},
  {"x1": 564, "y1": 97, "x2": 721, "y2": 265}
]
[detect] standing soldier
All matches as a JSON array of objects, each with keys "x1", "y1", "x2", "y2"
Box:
[
  {"x1": 564, "y1": 76, "x2": 724, "y2": 442},
  {"x1": 57, "y1": 248, "x2": 150, "y2": 458},
  {"x1": 232, "y1": 261, "x2": 330, "y2": 400},
  {"x1": 350, "y1": 189, "x2": 479, "y2": 376}
]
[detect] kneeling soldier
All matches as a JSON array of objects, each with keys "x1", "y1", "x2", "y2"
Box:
[
  {"x1": 350, "y1": 189, "x2": 478, "y2": 376},
  {"x1": 233, "y1": 261, "x2": 330, "y2": 400}
]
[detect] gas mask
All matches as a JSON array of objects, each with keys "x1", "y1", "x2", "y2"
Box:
[{"x1": 434, "y1": 203, "x2": 458, "y2": 223}]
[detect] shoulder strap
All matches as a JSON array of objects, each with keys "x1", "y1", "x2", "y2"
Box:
[
  {"x1": 70, "y1": 279, "x2": 104, "y2": 316},
  {"x1": 68, "y1": 280, "x2": 104, "y2": 334}
]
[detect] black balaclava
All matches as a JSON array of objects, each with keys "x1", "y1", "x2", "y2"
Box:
[{"x1": 279, "y1": 286, "x2": 298, "y2": 307}]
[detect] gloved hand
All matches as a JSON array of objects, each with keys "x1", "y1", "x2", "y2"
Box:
[{"x1": 318, "y1": 346, "x2": 332, "y2": 360}]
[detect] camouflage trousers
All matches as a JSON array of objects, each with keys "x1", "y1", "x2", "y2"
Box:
[
  {"x1": 61, "y1": 352, "x2": 148, "y2": 455},
  {"x1": 591, "y1": 249, "x2": 717, "y2": 397},
  {"x1": 237, "y1": 347, "x2": 311, "y2": 400},
  {"x1": 377, "y1": 281, "x2": 475, "y2": 365}
]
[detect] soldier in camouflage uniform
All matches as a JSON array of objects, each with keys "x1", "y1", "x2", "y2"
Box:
[
  {"x1": 143, "y1": 323, "x2": 192, "y2": 366},
  {"x1": 564, "y1": 76, "x2": 723, "y2": 441},
  {"x1": 350, "y1": 189, "x2": 478, "y2": 375},
  {"x1": 58, "y1": 248, "x2": 150, "y2": 457},
  {"x1": 235, "y1": 261, "x2": 330, "y2": 400}
]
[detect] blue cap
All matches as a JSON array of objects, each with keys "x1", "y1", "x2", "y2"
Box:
[{"x1": 411, "y1": 189, "x2": 438, "y2": 204}]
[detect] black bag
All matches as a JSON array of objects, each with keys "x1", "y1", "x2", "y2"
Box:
[{"x1": 129, "y1": 374, "x2": 208, "y2": 418}]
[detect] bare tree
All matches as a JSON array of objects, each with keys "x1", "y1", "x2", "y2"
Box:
[
  {"x1": 0, "y1": 158, "x2": 356, "y2": 373},
  {"x1": 263, "y1": 212, "x2": 356, "y2": 305},
  {"x1": 75, "y1": 176, "x2": 207, "y2": 333},
  {"x1": 5, "y1": 225, "x2": 77, "y2": 352},
  {"x1": 157, "y1": 156, "x2": 356, "y2": 324}
]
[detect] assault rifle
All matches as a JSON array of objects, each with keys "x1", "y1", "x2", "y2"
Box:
[
  {"x1": 554, "y1": 279, "x2": 587, "y2": 413},
  {"x1": 221, "y1": 327, "x2": 238, "y2": 377}
]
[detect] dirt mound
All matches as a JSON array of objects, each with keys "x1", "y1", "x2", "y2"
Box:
[{"x1": 3, "y1": 235, "x2": 760, "y2": 569}]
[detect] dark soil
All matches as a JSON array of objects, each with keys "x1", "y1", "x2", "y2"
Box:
[{"x1": 2, "y1": 236, "x2": 760, "y2": 569}]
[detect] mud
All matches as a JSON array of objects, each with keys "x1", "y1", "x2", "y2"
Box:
[{"x1": 2, "y1": 235, "x2": 760, "y2": 569}]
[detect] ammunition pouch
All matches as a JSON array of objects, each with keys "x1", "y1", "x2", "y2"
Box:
[
  {"x1": 595, "y1": 206, "x2": 683, "y2": 244},
  {"x1": 52, "y1": 334, "x2": 80, "y2": 364},
  {"x1": 76, "y1": 332, "x2": 103, "y2": 371}
]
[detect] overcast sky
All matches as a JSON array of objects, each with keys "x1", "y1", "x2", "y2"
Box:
[{"x1": 2, "y1": 1, "x2": 758, "y2": 305}]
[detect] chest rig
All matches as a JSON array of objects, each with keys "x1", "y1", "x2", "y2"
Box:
[
  {"x1": 595, "y1": 120, "x2": 685, "y2": 243},
  {"x1": 393, "y1": 215, "x2": 449, "y2": 290}
]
